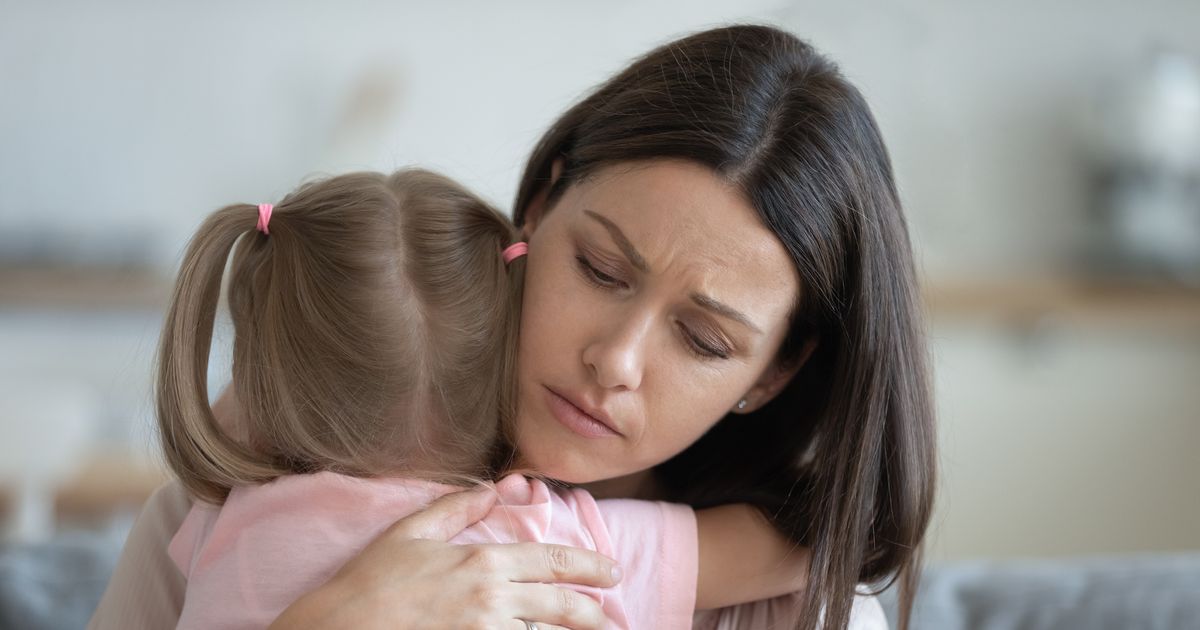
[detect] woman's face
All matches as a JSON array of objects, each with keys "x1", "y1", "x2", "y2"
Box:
[{"x1": 512, "y1": 159, "x2": 803, "y2": 484}]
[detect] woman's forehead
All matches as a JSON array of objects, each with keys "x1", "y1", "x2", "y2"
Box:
[
  {"x1": 569, "y1": 161, "x2": 756, "y2": 237},
  {"x1": 562, "y1": 160, "x2": 801, "y2": 324}
]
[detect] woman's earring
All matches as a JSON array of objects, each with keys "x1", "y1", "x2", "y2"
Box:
[{"x1": 736, "y1": 399, "x2": 748, "y2": 411}]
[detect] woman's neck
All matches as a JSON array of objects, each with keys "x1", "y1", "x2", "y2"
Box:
[
  {"x1": 579, "y1": 470, "x2": 665, "y2": 501},
  {"x1": 504, "y1": 448, "x2": 664, "y2": 499}
]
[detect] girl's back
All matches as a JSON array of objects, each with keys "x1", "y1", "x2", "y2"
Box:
[{"x1": 170, "y1": 472, "x2": 697, "y2": 629}]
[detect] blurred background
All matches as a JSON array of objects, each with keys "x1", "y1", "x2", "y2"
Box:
[{"x1": 2, "y1": 0, "x2": 1198, "y2": 627}]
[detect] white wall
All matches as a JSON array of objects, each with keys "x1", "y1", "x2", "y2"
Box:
[{"x1": 928, "y1": 320, "x2": 1200, "y2": 561}]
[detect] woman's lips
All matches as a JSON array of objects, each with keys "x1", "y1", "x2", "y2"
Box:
[{"x1": 545, "y1": 387, "x2": 621, "y2": 439}]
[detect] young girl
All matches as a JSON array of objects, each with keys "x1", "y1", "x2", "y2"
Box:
[{"x1": 157, "y1": 168, "x2": 809, "y2": 629}]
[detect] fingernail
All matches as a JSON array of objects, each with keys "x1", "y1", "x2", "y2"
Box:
[{"x1": 611, "y1": 565, "x2": 623, "y2": 582}]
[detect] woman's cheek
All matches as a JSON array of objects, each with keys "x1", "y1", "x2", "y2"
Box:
[
  {"x1": 644, "y1": 385, "x2": 722, "y2": 453},
  {"x1": 684, "y1": 362, "x2": 755, "y2": 423}
]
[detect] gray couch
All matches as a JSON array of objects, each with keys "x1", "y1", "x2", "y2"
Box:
[
  {"x1": 0, "y1": 532, "x2": 122, "y2": 630},
  {"x1": 881, "y1": 552, "x2": 1200, "y2": 629}
]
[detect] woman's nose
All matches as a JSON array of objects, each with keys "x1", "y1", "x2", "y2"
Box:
[{"x1": 581, "y1": 316, "x2": 650, "y2": 392}]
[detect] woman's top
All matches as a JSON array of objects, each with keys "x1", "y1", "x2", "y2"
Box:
[
  {"x1": 89, "y1": 480, "x2": 890, "y2": 630},
  {"x1": 89, "y1": 479, "x2": 191, "y2": 630},
  {"x1": 693, "y1": 591, "x2": 888, "y2": 629},
  {"x1": 167, "y1": 472, "x2": 697, "y2": 630}
]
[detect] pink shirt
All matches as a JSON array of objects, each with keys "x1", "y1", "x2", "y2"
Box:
[{"x1": 168, "y1": 472, "x2": 698, "y2": 630}]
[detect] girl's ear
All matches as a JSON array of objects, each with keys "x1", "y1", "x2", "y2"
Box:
[
  {"x1": 521, "y1": 157, "x2": 564, "y2": 239},
  {"x1": 734, "y1": 337, "x2": 818, "y2": 414}
]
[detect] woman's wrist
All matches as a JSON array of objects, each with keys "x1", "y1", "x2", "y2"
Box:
[{"x1": 268, "y1": 576, "x2": 357, "y2": 630}]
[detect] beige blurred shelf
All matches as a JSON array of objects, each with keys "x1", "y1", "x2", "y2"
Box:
[
  {"x1": 924, "y1": 276, "x2": 1200, "y2": 329},
  {"x1": 54, "y1": 454, "x2": 172, "y2": 521},
  {"x1": 0, "y1": 454, "x2": 171, "y2": 526},
  {"x1": 0, "y1": 266, "x2": 171, "y2": 310}
]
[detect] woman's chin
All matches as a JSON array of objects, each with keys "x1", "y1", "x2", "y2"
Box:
[
  {"x1": 536, "y1": 462, "x2": 609, "y2": 485},
  {"x1": 516, "y1": 447, "x2": 617, "y2": 485}
]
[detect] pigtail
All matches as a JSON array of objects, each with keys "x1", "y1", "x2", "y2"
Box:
[{"x1": 156, "y1": 205, "x2": 285, "y2": 504}]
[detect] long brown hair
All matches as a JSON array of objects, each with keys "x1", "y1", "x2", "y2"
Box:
[
  {"x1": 156, "y1": 169, "x2": 525, "y2": 504},
  {"x1": 514, "y1": 25, "x2": 936, "y2": 629}
]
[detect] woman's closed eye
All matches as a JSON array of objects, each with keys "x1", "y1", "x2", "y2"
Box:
[
  {"x1": 575, "y1": 253, "x2": 628, "y2": 290},
  {"x1": 575, "y1": 251, "x2": 733, "y2": 361},
  {"x1": 678, "y1": 322, "x2": 732, "y2": 360}
]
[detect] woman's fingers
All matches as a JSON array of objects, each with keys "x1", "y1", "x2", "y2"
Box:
[
  {"x1": 508, "y1": 582, "x2": 611, "y2": 630},
  {"x1": 509, "y1": 622, "x2": 570, "y2": 630},
  {"x1": 387, "y1": 484, "x2": 499, "y2": 542},
  {"x1": 473, "y1": 542, "x2": 621, "y2": 588},
  {"x1": 328, "y1": 488, "x2": 619, "y2": 630}
]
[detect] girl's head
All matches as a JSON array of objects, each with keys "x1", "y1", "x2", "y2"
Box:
[
  {"x1": 156, "y1": 169, "x2": 524, "y2": 504},
  {"x1": 508, "y1": 24, "x2": 935, "y2": 629}
]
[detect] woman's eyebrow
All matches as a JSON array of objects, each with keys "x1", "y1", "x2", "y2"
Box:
[
  {"x1": 690, "y1": 292, "x2": 763, "y2": 334},
  {"x1": 582, "y1": 209, "x2": 762, "y2": 335},
  {"x1": 583, "y1": 210, "x2": 649, "y2": 272}
]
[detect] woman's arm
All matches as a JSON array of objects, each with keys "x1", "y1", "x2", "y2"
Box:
[
  {"x1": 589, "y1": 471, "x2": 814, "y2": 610},
  {"x1": 694, "y1": 505, "x2": 889, "y2": 627},
  {"x1": 695, "y1": 504, "x2": 810, "y2": 609},
  {"x1": 88, "y1": 480, "x2": 191, "y2": 629}
]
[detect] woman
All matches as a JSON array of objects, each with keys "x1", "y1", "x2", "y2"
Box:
[{"x1": 92, "y1": 24, "x2": 934, "y2": 630}]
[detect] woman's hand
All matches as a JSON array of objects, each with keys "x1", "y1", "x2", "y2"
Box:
[{"x1": 269, "y1": 484, "x2": 621, "y2": 630}]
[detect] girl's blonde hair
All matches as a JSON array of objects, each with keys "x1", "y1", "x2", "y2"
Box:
[{"x1": 156, "y1": 169, "x2": 524, "y2": 504}]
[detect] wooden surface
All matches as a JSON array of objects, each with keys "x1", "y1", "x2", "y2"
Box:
[
  {"x1": 0, "y1": 266, "x2": 171, "y2": 311},
  {"x1": 54, "y1": 454, "x2": 171, "y2": 521},
  {"x1": 924, "y1": 276, "x2": 1200, "y2": 328},
  {"x1": 0, "y1": 454, "x2": 171, "y2": 526}
]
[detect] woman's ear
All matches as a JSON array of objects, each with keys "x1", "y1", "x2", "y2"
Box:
[
  {"x1": 521, "y1": 157, "x2": 564, "y2": 239},
  {"x1": 733, "y1": 337, "x2": 818, "y2": 414}
]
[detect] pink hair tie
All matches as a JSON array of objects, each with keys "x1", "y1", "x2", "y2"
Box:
[
  {"x1": 256, "y1": 203, "x2": 274, "y2": 235},
  {"x1": 502, "y1": 242, "x2": 528, "y2": 264}
]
